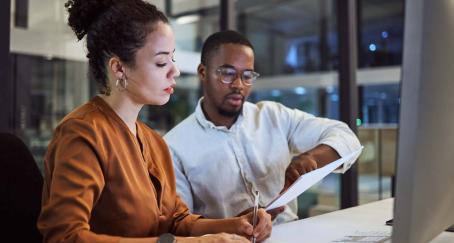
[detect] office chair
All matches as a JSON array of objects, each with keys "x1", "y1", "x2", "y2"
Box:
[{"x1": 0, "y1": 133, "x2": 43, "y2": 243}]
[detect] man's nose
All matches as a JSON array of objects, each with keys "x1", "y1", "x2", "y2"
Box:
[{"x1": 230, "y1": 75, "x2": 245, "y2": 89}]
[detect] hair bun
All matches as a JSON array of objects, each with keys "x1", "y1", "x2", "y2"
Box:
[{"x1": 65, "y1": 0, "x2": 114, "y2": 40}]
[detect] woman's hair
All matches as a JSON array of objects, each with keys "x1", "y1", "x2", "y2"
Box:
[{"x1": 65, "y1": 0, "x2": 168, "y2": 95}]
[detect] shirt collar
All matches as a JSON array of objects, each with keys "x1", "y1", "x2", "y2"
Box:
[{"x1": 195, "y1": 97, "x2": 245, "y2": 133}]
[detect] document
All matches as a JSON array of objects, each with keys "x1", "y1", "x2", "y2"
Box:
[
  {"x1": 332, "y1": 230, "x2": 391, "y2": 243},
  {"x1": 266, "y1": 147, "x2": 363, "y2": 210}
]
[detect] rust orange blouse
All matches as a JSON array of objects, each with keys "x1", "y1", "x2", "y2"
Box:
[{"x1": 38, "y1": 96, "x2": 200, "y2": 242}]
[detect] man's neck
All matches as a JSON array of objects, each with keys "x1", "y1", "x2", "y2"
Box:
[{"x1": 201, "y1": 100, "x2": 238, "y2": 129}]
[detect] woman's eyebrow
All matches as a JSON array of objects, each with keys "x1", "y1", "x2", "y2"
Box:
[{"x1": 154, "y1": 49, "x2": 175, "y2": 56}]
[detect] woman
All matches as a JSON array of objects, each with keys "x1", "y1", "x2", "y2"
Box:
[{"x1": 37, "y1": 0, "x2": 272, "y2": 242}]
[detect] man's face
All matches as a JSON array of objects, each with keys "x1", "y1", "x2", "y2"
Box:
[{"x1": 199, "y1": 43, "x2": 255, "y2": 117}]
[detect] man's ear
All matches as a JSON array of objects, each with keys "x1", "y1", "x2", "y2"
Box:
[
  {"x1": 197, "y1": 63, "x2": 206, "y2": 82},
  {"x1": 108, "y1": 56, "x2": 124, "y2": 80}
]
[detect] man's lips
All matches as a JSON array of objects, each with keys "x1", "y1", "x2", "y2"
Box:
[{"x1": 225, "y1": 93, "x2": 244, "y2": 106}]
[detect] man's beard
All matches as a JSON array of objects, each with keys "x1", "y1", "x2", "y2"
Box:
[{"x1": 218, "y1": 104, "x2": 243, "y2": 117}]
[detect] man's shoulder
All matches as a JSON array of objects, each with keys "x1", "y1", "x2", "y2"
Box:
[
  {"x1": 246, "y1": 100, "x2": 291, "y2": 115},
  {"x1": 164, "y1": 113, "x2": 198, "y2": 142},
  {"x1": 253, "y1": 100, "x2": 286, "y2": 109}
]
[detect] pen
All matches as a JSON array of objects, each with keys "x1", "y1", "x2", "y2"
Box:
[{"x1": 252, "y1": 190, "x2": 260, "y2": 243}]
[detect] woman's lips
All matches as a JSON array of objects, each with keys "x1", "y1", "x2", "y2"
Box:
[{"x1": 164, "y1": 86, "x2": 175, "y2": 94}]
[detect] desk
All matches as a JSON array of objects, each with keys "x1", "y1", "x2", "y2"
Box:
[{"x1": 265, "y1": 198, "x2": 454, "y2": 243}]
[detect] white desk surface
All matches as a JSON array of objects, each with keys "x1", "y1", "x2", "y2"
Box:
[{"x1": 265, "y1": 198, "x2": 454, "y2": 243}]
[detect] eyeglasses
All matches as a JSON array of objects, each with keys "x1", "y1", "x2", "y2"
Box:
[{"x1": 216, "y1": 66, "x2": 260, "y2": 86}]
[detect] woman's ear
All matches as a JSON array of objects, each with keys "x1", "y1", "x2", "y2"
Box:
[
  {"x1": 197, "y1": 63, "x2": 206, "y2": 82},
  {"x1": 108, "y1": 56, "x2": 124, "y2": 79}
]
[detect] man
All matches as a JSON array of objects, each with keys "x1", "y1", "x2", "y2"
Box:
[{"x1": 164, "y1": 30, "x2": 361, "y2": 224}]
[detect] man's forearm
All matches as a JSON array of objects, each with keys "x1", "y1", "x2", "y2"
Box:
[{"x1": 301, "y1": 144, "x2": 340, "y2": 168}]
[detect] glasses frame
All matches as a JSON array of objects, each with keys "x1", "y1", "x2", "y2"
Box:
[{"x1": 215, "y1": 66, "x2": 260, "y2": 86}]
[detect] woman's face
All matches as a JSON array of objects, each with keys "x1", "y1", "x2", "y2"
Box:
[{"x1": 123, "y1": 21, "x2": 180, "y2": 106}]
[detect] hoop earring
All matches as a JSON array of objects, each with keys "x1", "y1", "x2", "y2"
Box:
[
  {"x1": 104, "y1": 85, "x2": 112, "y2": 96},
  {"x1": 115, "y1": 75, "x2": 128, "y2": 91}
]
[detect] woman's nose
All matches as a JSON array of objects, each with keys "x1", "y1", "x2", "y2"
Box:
[{"x1": 170, "y1": 62, "x2": 180, "y2": 79}]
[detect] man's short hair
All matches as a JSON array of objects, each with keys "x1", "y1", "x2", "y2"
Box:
[{"x1": 200, "y1": 30, "x2": 254, "y2": 66}]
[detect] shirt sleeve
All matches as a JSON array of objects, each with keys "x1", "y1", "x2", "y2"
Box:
[
  {"x1": 169, "y1": 148, "x2": 195, "y2": 212},
  {"x1": 157, "y1": 142, "x2": 201, "y2": 236},
  {"x1": 38, "y1": 120, "x2": 120, "y2": 243},
  {"x1": 282, "y1": 104, "x2": 362, "y2": 173}
]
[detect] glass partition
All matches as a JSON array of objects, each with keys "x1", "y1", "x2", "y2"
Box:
[
  {"x1": 11, "y1": 54, "x2": 92, "y2": 171},
  {"x1": 239, "y1": 0, "x2": 403, "y2": 218}
]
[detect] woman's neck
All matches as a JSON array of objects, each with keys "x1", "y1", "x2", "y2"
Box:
[{"x1": 99, "y1": 94, "x2": 143, "y2": 136}]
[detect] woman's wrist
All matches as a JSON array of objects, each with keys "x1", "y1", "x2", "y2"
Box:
[
  {"x1": 223, "y1": 217, "x2": 244, "y2": 234},
  {"x1": 174, "y1": 236, "x2": 190, "y2": 243}
]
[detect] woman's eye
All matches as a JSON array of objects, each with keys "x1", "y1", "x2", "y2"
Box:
[{"x1": 156, "y1": 63, "x2": 167, "y2": 67}]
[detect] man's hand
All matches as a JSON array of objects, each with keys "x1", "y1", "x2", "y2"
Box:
[
  {"x1": 283, "y1": 153, "x2": 318, "y2": 191},
  {"x1": 266, "y1": 206, "x2": 285, "y2": 220}
]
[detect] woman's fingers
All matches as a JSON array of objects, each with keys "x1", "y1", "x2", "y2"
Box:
[{"x1": 252, "y1": 209, "x2": 272, "y2": 241}]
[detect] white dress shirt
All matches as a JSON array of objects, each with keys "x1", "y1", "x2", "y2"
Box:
[{"x1": 164, "y1": 99, "x2": 361, "y2": 223}]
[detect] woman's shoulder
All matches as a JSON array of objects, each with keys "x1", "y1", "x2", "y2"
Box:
[{"x1": 55, "y1": 99, "x2": 113, "y2": 139}]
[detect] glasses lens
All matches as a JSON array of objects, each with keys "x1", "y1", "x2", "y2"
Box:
[
  {"x1": 242, "y1": 71, "x2": 259, "y2": 84},
  {"x1": 219, "y1": 68, "x2": 237, "y2": 83}
]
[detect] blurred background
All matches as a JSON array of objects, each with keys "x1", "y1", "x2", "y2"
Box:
[{"x1": 4, "y1": 0, "x2": 403, "y2": 219}]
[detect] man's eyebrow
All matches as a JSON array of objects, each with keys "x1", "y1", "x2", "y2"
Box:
[
  {"x1": 219, "y1": 64, "x2": 235, "y2": 68},
  {"x1": 219, "y1": 64, "x2": 254, "y2": 71},
  {"x1": 154, "y1": 49, "x2": 175, "y2": 56}
]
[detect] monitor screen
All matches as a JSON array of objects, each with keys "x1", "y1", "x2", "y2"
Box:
[{"x1": 392, "y1": 0, "x2": 454, "y2": 242}]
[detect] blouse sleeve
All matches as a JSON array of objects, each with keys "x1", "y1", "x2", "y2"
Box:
[
  {"x1": 170, "y1": 194, "x2": 202, "y2": 236},
  {"x1": 38, "y1": 119, "x2": 120, "y2": 243}
]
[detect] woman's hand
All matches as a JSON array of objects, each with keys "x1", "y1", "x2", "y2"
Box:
[
  {"x1": 177, "y1": 233, "x2": 249, "y2": 242},
  {"x1": 237, "y1": 206, "x2": 285, "y2": 221},
  {"x1": 188, "y1": 209, "x2": 272, "y2": 242},
  {"x1": 236, "y1": 208, "x2": 272, "y2": 242}
]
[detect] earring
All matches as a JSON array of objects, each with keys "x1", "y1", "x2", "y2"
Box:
[
  {"x1": 115, "y1": 74, "x2": 128, "y2": 91},
  {"x1": 103, "y1": 85, "x2": 112, "y2": 95}
]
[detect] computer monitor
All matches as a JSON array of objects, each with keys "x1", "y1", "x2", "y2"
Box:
[{"x1": 392, "y1": 0, "x2": 454, "y2": 242}]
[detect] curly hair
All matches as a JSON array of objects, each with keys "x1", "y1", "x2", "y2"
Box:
[{"x1": 65, "y1": 0, "x2": 168, "y2": 95}]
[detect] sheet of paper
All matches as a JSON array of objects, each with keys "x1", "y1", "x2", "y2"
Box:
[
  {"x1": 332, "y1": 230, "x2": 391, "y2": 242},
  {"x1": 266, "y1": 147, "x2": 363, "y2": 210}
]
